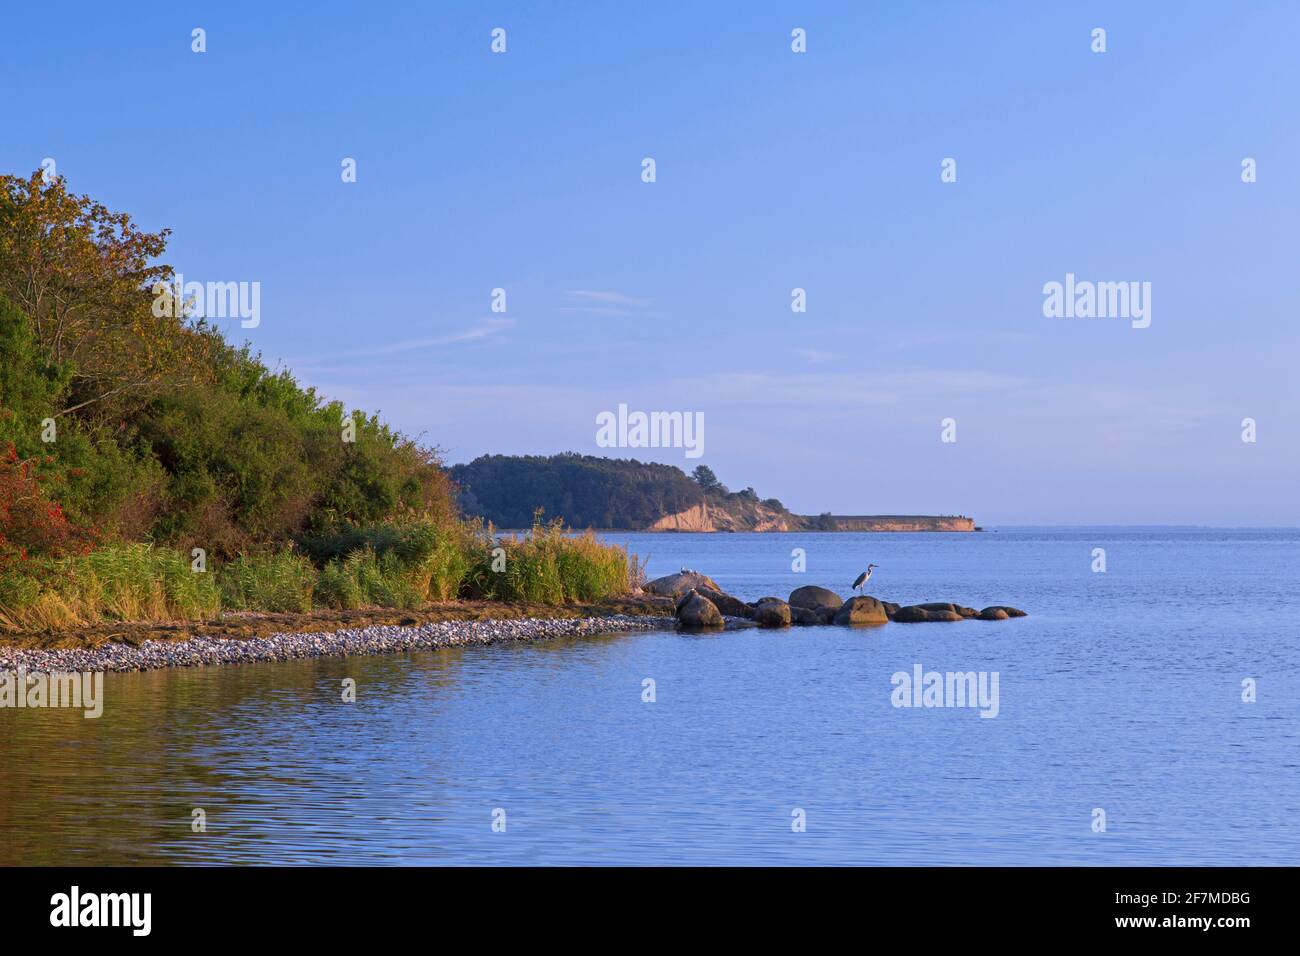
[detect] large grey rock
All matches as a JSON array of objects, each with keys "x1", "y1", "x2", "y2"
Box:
[
  {"x1": 790, "y1": 605, "x2": 821, "y2": 625},
  {"x1": 915, "y1": 602, "x2": 978, "y2": 618},
  {"x1": 754, "y1": 600, "x2": 793, "y2": 628},
  {"x1": 646, "y1": 571, "x2": 721, "y2": 598},
  {"x1": 697, "y1": 586, "x2": 753, "y2": 618},
  {"x1": 980, "y1": 605, "x2": 1026, "y2": 618},
  {"x1": 893, "y1": 605, "x2": 963, "y2": 623},
  {"x1": 833, "y1": 595, "x2": 889, "y2": 626},
  {"x1": 891, "y1": 605, "x2": 927, "y2": 623},
  {"x1": 788, "y1": 585, "x2": 844, "y2": 614},
  {"x1": 677, "y1": 590, "x2": 723, "y2": 629}
]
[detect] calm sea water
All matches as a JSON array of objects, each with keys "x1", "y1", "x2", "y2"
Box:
[{"x1": 2, "y1": 529, "x2": 1297, "y2": 865}]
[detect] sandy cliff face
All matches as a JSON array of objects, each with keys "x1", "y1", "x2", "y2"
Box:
[
  {"x1": 646, "y1": 502, "x2": 714, "y2": 531},
  {"x1": 711, "y1": 502, "x2": 793, "y2": 531},
  {"x1": 646, "y1": 499, "x2": 796, "y2": 531},
  {"x1": 643, "y1": 502, "x2": 971, "y2": 533},
  {"x1": 643, "y1": 509, "x2": 974, "y2": 532}
]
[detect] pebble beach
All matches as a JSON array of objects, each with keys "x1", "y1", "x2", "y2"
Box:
[{"x1": 0, "y1": 614, "x2": 675, "y2": 675}]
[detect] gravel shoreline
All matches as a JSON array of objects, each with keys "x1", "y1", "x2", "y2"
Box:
[{"x1": 0, "y1": 614, "x2": 676, "y2": 676}]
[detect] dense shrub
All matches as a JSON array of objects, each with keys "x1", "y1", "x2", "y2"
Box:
[
  {"x1": 1, "y1": 174, "x2": 459, "y2": 559},
  {"x1": 304, "y1": 518, "x2": 476, "y2": 606},
  {"x1": 0, "y1": 444, "x2": 92, "y2": 569},
  {"x1": 0, "y1": 171, "x2": 639, "y2": 631},
  {"x1": 133, "y1": 338, "x2": 458, "y2": 555},
  {"x1": 0, "y1": 296, "x2": 456, "y2": 558}
]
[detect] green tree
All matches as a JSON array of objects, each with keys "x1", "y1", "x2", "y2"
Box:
[
  {"x1": 1, "y1": 172, "x2": 457, "y2": 555},
  {"x1": 690, "y1": 464, "x2": 726, "y2": 494},
  {"x1": 0, "y1": 171, "x2": 203, "y2": 421}
]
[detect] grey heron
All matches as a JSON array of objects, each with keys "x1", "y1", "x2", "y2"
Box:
[{"x1": 851, "y1": 564, "x2": 878, "y2": 593}]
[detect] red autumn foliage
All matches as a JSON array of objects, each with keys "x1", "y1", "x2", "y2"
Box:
[{"x1": 0, "y1": 442, "x2": 94, "y2": 568}]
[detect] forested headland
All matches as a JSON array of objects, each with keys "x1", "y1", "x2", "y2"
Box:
[
  {"x1": 0, "y1": 172, "x2": 636, "y2": 632},
  {"x1": 451, "y1": 455, "x2": 974, "y2": 533}
]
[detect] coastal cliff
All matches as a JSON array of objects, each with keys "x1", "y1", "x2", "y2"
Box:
[
  {"x1": 648, "y1": 507, "x2": 973, "y2": 533},
  {"x1": 452, "y1": 453, "x2": 972, "y2": 533},
  {"x1": 647, "y1": 502, "x2": 713, "y2": 531},
  {"x1": 647, "y1": 499, "x2": 796, "y2": 532},
  {"x1": 819, "y1": 515, "x2": 975, "y2": 532}
]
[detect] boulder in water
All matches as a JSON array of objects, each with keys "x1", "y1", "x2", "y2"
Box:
[
  {"x1": 790, "y1": 605, "x2": 821, "y2": 625},
  {"x1": 915, "y1": 602, "x2": 978, "y2": 618},
  {"x1": 980, "y1": 605, "x2": 1026, "y2": 618},
  {"x1": 788, "y1": 585, "x2": 844, "y2": 614},
  {"x1": 893, "y1": 605, "x2": 963, "y2": 623},
  {"x1": 676, "y1": 590, "x2": 723, "y2": 629},
  {"x1": 754, "y1": 600, "x2": 793, "y2": 628},
  {"x1": 647, "y1": 571, "x2": 721, "y2": 598},
  {"x1": 833, "y1": 595, "x2": 889, "y2": 626},
  {"x1": 697, "y1": 586, "x2": 754, "y2": 618}
]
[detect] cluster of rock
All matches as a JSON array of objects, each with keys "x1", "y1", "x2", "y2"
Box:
[{"x1": 644, "y1": 572, "x2": 1025, "y2": 630}]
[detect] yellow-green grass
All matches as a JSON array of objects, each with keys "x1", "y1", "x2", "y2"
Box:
[
  {"x1": 0, "y1": 543, "x2": 220, "y2": 632},
  {"x1": 0, "y1": 521, "x2": 641, "y2": 633},
  {"x1": 463, "y1": 521, "x2": 643, "y2": 604}
]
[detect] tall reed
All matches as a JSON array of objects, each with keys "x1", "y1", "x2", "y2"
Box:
[
  {"x1": 462, "y1": 519, "x2": 637, "y2": 604},
  {"x1": 217, "y1": 550, "x2": 316, "y2": 613},
  {"x1": 0, "y1": 543, "x2": 220, "y2": 631},
  {"x1": 0, "y1": 518, "x2": 640, "y2": 633}
]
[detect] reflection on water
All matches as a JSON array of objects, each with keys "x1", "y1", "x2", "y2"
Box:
[{"x1": 2, "y1": 530, "x2": 1299, "y2": 864}]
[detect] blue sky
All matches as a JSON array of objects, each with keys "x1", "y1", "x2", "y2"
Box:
[{"x1": 5, "y1": 1, "x2": 1298, "y2": 524}]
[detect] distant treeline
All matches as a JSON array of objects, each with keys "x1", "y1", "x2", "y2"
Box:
[{"x1": 451, "y1": 454, "x2": 706, "y2": 529}]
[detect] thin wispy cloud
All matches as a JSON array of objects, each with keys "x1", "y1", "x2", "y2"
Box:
[
  {"x1": 559, "y1": 289, "x2": 652, "y2": 316},
  {"x1": 797, "y1": 349, "x2": 836, "y2": 363},
  {"x1": 287, "y1": 318, "x2": 516, "y2": 366},
  {"x1": 560, "y1": 306, "x2": 635, "y2": 316},
  {"x1": 564, "y1": 290, "x2": 652, "y2": 307}
]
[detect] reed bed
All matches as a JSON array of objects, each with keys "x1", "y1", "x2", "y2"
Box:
[
  {"x1": 0, "y1": 543, "x2": 221, "y2": 632},
  {"x1": 217, "y1": 550, "x2": 316, "y2": 614},
  {"x1": 0, "y1": 519, "x2": 640, "y2": 633},
  {"x1": 462, "y1": 520, "x2": 642, "y2": 604}
]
